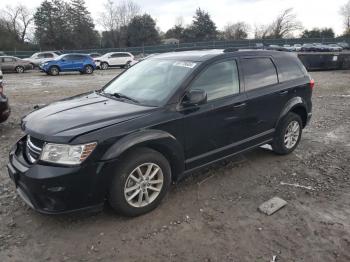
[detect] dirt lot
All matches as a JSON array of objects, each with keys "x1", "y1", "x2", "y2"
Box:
[{"x1": 0, "y1": 69, "x2": 349, "y2": 262}]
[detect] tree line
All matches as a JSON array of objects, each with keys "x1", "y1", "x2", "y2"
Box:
[{"x1": 0, "y1": 0, "x2": 350, "y2": 51}]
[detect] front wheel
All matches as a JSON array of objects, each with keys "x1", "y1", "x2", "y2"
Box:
[
  {"x1": 272, "y1": 112, "x2": 302, "y2": 155},
  {"x1": 108, "y1": 147, "x2": 171, "y2": 217},
  {"x1": 48, "y1": 66, "x2": 59, "y2": 76},
  {"x1": 100, "y1": 62, "x2": 108, "y2": 70}
]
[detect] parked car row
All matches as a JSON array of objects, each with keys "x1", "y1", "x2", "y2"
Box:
[
  {"x1": 0, "y1": 51, "x2": 140, "y2": 76},
  {"x1": 266, "y1": 42, "x2": 349, "y2": 52}
]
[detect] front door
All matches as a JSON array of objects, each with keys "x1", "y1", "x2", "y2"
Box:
[{"x1": 181, "y1": 59, "x2": 249, "y2": 170}]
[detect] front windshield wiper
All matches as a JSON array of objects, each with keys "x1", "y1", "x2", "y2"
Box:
[{"x1": 102, "y1": 91, "x2": 139, "y2": 104}]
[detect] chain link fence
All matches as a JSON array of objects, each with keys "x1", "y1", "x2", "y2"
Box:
[{"x1": 4, "y1": 37, "x2": 350, "y2": 58}]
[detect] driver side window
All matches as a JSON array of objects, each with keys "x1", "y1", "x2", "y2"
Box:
[{"x1": 190, "y1": 60, "x2": 240, "y2": 101}]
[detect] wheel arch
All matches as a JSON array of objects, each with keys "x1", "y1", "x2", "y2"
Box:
[
  {"x1": 277, "y1": 97, "x2": 308, "y2": 128},
  {"x1": 49, "y1": 64, "x2": 61, "y2": 72},
  {"x1": 101, "y1": 130, "x2": 185, "y2": 181}
]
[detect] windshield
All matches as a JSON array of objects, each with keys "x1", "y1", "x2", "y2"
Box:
[{"x1": 102, "y1": 58, "x2": 199, "y2": 106}]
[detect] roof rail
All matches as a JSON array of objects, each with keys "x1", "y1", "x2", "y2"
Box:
[{"x1": 174, "y1": 47, "x2": 215, "y2": 52}]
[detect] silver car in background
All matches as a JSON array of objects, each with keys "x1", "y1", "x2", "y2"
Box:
[
  {"x1": 0, "y1": 56, "x2": 33, "y2": 73},
  {"x1": 23, "y1": 51, "x2": 61, "y2": 68}
]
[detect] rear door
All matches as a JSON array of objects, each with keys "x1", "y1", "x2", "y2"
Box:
[
  {"x1": 182, "y1": 58, "x2": 249, "y2": 169},
  {"x1": 71, "y1": 55, "x2": 84, "y2": 70},
  {"x1": 240, "y1": 57, "x2": 287, "y2": 139}
]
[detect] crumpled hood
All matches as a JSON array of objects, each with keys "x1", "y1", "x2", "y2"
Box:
[{"x1": 22, "y1": 92, "x2": 157, "y2": 142}]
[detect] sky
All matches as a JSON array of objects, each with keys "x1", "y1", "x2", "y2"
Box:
[{"x1": 1, "y1": 0, "x2": 349, "y2": 36}]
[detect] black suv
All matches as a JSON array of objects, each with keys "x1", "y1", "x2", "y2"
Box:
[{"x1": 7, "y1": 50, "x2": 313, "y2": 216}]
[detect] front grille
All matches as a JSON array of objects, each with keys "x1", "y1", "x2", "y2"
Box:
[{"x1": 26, "y1": 135, "x2": 43, "y2": 163}]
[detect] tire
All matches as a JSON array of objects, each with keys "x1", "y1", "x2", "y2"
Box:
[
  {"x1": 84, "y1": 65, "x2": 94, "y2": 74},
  {"x1": 272, "y1": 112, "x2": 302, "y2": 155},
  {"x1": 49, "y1": 66, "x2": 59, "y2": 76},
  {"x1": 15, "y1": 66, "x2": 25, "y2": 73},
  {"x1": 123, "y1": 61, "x2": 131, "y2": 69},
  {"x1": 108, "y1": 147, "x2": 171, "y2": 217},
  {"x1": 100, "y1": 62, "x2": 108, "y2": 70}
]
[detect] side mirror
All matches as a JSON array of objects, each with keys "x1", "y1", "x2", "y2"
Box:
[{"x1": 182, "y1": 89, "x2": 207, "y2": 106}]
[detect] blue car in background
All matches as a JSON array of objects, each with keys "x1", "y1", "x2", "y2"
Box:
[{"x1": 40, "y1": 53, "x2": 96, "y2": 76}]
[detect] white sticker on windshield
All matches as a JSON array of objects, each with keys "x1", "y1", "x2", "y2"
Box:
[{"x1": 173, "y1": 61, "x2": 197, "y2": 68}]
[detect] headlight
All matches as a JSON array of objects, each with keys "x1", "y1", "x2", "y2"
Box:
[{"x1": 40, "y1": 142, "x2": 97, "y2": 165}]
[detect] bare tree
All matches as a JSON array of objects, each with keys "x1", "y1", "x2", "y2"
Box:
[
  {"x1": 340, "y1": 0, "x2": 350, "y2": 34},
  {"x1": 267, "y1": 8, "x2": 302, "y2": 38},
  {"x1": 254, "y1": 24, "x2": 270, "y2": 39},
  {"x1": 99, "y1": 0, "x2": 139, "y2": 32},
  {"x1": 98, "y1": 0, "x2": 140, "y2": 47},
  {"x1": 1, "y1": 5, "x2": 33, "y2": 42},
  {"x1": 224, "y1": 22, "x2": 250, "y2": 40}
]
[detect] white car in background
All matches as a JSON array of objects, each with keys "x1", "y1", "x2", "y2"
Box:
[
  {"x1": 23, "y1": 51, "x2": 61, "y2": 68},
  {"x1": 94, "y1": 52, "x2": 137, "y2": 70}
]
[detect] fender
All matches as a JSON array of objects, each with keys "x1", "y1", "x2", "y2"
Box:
[
  {"x1": 276, "y1": 96, "x2": 307, "y2": 126},
  {"x1": 101, "y1": 129, "x2": 185, "y2": 179}
]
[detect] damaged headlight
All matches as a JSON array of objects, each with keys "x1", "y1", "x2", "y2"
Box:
[{"x1": 40, "y1": 142, "x2": 97, "y2": 165}]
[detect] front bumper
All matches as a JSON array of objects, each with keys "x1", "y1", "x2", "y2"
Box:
[
  {"x1": 7, "y1": 136, "x2": 111, "y2": 214},
  {"x1": 0, "y1": 94, "x2": 10, "y2": 123}
]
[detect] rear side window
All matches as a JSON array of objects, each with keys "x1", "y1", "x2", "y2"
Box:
[
  {"x1": 44, "y1": 53, "x2": 54, "y2": 58},
  {"x1": 276, "y1": 57, "x2": 305, "y2": 82},
  {"x1": 190, "y1": 60, "x2": 240, "y2": 101},
  {"x1": 242, "y1": 58, "x2": 278, "y2": 91}
]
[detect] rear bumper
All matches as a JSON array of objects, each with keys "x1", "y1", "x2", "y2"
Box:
[
  {"x1": 7, "y1": 136, "x2": 112, "y2": 214},
  {"x1": 0, "y1": 94, "x2": 10, "y2": 123}
]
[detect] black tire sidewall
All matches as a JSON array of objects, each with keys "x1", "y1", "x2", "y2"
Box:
[
  {"x1": 272, "y1": 112, "x2": 302, "y2": 155},
  {"x1": 16, "y1": 66, "x2": 24, "y2": 73},
  {"x1": 49, "y1": 66, "x2": 59, "y2": 76},
  {"x1": 101, "y1": 62, "x2": 108, "y2": 70},
  {"x1": 84, "y1": 65, "x2": 93, "y2": 74},
  {"x1": 108, "y1": 148, "x2": 171, "y2": 217}
]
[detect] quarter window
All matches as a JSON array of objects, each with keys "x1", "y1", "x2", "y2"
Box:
[
  {"x1": 242, "y1": 58, "x2": 278, "y2": 91},
  {"x1": 190, "y1": 60, "x2": 240, "y2": 101}
]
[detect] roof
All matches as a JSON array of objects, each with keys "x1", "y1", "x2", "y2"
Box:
[{"x1": 151, "y1": 49, "x2": 292, "y2": 62}]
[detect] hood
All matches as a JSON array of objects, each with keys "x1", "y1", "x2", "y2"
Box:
[{"x1": 22, "y1": 92, "x2": 157, "y2": 142}]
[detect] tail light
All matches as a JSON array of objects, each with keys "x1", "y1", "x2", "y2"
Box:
[{"x1": 310, "y1": 79, "x2": 315, "y2": 90}]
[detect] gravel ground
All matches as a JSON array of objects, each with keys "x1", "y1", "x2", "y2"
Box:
[{"x1": 0, "y1": 69, "x2": 349, "y2": 262}]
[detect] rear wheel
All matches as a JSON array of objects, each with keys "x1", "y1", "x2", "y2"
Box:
[
  {"x1": 15, "y1": 66, "x2": 24, "y2": 73},
  {"x1": 123, "y1": 61, "x2": 131, "y2": 69},
  {"x1": 101, "y1": 62, "x2": 108, "y2": 70},
  {"x1": 84, "y1": 65, "x2": 94, "y2": 74},
  {"x1": 272, "y1": 112, "x2": 302, "y2": 155},
  {"x1": 49, "y1": 66, "x2": 59, "y2": 76},
  {"x1": 108, "y1": 147, "x2": 171, "y2": 217}
]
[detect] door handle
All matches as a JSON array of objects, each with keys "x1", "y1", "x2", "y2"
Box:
[
  {"x1": 233, "y1": 102, "x2": 247, "y2": 108},
  {"x1": 278, "y1": 90, "x2": 288, "y2": 96}
]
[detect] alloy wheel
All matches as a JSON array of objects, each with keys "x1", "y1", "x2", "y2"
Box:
[
  {"x1": 124, "y1": 163, "x2": 164, "y2": 208},
  {"x1": 16, "y1": 66, "x2": 24, "y2": 73},
  {"x1": 284, "y1": 120, "x2": 300, "y2": 149}
]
